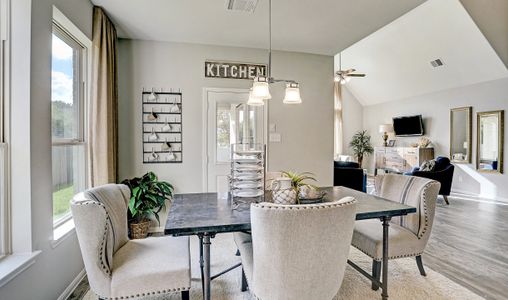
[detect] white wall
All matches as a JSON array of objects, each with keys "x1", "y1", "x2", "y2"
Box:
[
  {"x1": 118, "y1": 39, "x2": 334, "y2": 193},
  {"x1": 363, "y1": 77, "x2": 508, "y2": 202},
  {"x1": 0, "y1": 0, "x2": 92, "y2": 299}
]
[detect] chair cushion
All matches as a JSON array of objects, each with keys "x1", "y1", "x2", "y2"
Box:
[
  {"x1": 351, "y1": 219, "x2": 426, "y2": 261},
  {"x1": 111, "y1": 236, "x2": 191, "y2": 298}
]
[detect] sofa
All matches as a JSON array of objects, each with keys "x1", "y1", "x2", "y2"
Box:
[
  {"x1": 334, "y1": 161, "x2": 366, "y2": 192},
  {"x1": 406, "y1": 156, "x2": 454, "y2": 205}
]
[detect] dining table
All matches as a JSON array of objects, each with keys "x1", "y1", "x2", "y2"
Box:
[{"x1": 165, "y1": 186, "x2": 417, "y2": 300}]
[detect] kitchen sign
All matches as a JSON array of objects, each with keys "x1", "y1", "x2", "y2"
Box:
[{"x1": 205, "y1": 60, "x2": 267, "y2": 80}]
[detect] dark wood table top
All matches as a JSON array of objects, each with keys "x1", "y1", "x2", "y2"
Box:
[{"x1": 165, "y1": 186, "x2": 416, "y2": 236}]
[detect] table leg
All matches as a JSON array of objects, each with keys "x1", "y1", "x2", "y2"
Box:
[
  {"x1": 199, "y1": 235, "x2": 205, "y2": 294},
  {"x1": 203, "y1": 234, "x2": 212, "y2": 300},
  {"x1": 381, "y1": 217, "x2": 391, "y2": 300}
]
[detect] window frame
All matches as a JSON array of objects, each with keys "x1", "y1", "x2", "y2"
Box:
[
  {"x1": 0, "y1": 0, "x2": 10, "y2": 259},
  {"x1": 51, "y1": 7, "x2": 91, "y2": 232}
]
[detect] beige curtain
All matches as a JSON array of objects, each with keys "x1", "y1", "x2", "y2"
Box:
[
  {"x1": 334, "y1": 82, "x2": 344, "y2": 158},
  {"x1": 90, "y1": 7, "x2": 118, "y2": 186}
]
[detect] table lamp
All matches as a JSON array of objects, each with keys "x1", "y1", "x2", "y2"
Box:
[{"x1": 379, "y1": 124, "x2": 394, "y2": 147}]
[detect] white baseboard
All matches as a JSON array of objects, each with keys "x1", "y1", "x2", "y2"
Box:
[
  {"x1": 57, "y1": 268, "x2": 86, "y2": 300},
  {"x1": 451, "y1": 189, "x2": 508, "y2": 203}
]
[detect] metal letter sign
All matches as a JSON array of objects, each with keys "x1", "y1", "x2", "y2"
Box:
[{"x1": 205, "y1": 60, "x2": 267, "y2": 80}]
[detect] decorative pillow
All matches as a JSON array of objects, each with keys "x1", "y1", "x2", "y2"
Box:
[{"x1": 419, "y1": 159, "x2": 436, "y2": 172}]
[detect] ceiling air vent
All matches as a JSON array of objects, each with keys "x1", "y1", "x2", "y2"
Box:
[
  {"x1": 430, "y1": 59, "x2": 444, "y2": 68},
  {"x1": 225, "y1": 0, "x2": 259, "y2": 13}
]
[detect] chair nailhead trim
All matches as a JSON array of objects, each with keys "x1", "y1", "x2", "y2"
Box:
[
  {"x1": 73, "y1": 201, "x2": 112, "y2": 277},
  {"x1": 352, "y1": 242, "x2": 423, "y2": 261},
  {"x1": 417, "y1": 181, "x2": 439, "y2": 239},
  {"x1": 96, "y1": 287, "x2": 191, "y2": 300},
  {"x1": 253, "y1": 198, "x2": 356, "y2": 210}
]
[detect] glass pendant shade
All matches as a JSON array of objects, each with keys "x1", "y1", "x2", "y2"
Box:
[
  {"x1": 252, "y1": 76, "x2": 272, "y2": 99},
  {"x1": 334, "y1": 74, "x2": 341, "y2": 82},
  {"x1": 247, "y1": 89, "x2": 265, "y2": 106},
  {"x1": 283, "y1": 83, "x2": 302, "y2": 104},
  {"x1": 340, "y1": 77, "x2": 347, "y2": 85}
]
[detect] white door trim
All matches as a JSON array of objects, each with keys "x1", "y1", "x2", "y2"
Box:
[{"x1": 202, "y1": 87, "x2": 268, "y2": 192}]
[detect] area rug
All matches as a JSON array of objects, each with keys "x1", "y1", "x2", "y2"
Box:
[{"x1": 82, "y1": 233, "x2": 483, "y2": 300}]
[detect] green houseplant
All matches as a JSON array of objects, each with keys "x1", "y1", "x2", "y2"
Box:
[
  {"x1": 349, "y1": 130, "x2": 374, "y2": 168},
  {"x1": 121, "y1": 172, "x2": 174, "y2": 239},
  {"x1": 281, "y1": 171, "x2": 317, "y2": 204}
]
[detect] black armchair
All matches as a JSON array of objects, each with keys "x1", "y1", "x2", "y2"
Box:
[
  {"x1": 409, "y1": 156, "x2": 454, "y2": 205},
  {"x1": 333, "y1": 161, "x2": 366, "y2": 192}
]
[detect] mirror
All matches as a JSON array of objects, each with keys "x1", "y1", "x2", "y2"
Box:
[
  {"x1": 450, "y1": 107, "x2": 472, "y2": 163},
  {"x1": 477, "y1": 110, "x2": 504, "y2": 173}
]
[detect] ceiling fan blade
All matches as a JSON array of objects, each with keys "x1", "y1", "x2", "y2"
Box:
[
  {"x1": 344, "y1": 68, "x2": 356, "y2": 73},
  {"x1": 347, "y1": 73, "x2": 366, "y2": 77}
]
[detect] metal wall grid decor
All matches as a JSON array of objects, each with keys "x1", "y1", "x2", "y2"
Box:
[
  {"x1": 205, "y1": 60, "x2": 267, "y2": 80},
  {"x1": 142, "y1": 88, "x2": 183, "y2": 163}
]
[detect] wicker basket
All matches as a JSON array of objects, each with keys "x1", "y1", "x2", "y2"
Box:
[{"x1": 129, "y1": 219, "x2": 151, "y2": 239}]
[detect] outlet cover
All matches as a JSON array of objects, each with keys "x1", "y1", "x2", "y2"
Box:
[{"x1": 269, "y1": 133, "x2": 281, "y2": 142}]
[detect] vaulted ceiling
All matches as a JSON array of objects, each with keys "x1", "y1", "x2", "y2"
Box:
[
  {"x1": 336, "y1": 0, "x2": 508, "y2": 106},
  {"x1": 91, "y1": 0, "x2": 425, "y2": 56}
]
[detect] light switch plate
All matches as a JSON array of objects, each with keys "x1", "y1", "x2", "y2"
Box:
[
  {"x1": 269, "y1": 133, "x2": 281, "y2": 142},
  {"x1": 269, "y1": 123, "x2": 276, "y2": 132}
]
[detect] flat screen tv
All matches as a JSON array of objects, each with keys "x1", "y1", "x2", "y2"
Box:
[{"x1": 393, "y1": 115, "x2": 424, "y2": 136}]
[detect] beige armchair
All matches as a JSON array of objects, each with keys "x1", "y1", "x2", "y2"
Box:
[
  {"x1": 234, "y1": 197, "x2": 357, "y2": 300},
  {"x1": 71, "y1": 184, "x2": 191, "y2": 300},
  {"x1": 351, "y1": 174, "x2": 440, "y2": 290}
]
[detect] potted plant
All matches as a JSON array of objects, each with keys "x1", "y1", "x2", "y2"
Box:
[
  {"x1": 121, "y1": 172, "x2": 174, "y2": 239},
  {"x1": 280, "y1": 171, "x2": 317, "y2": 204},
  {"x1": 350, "y1": 130, "x2": 374, "y2": 168}
]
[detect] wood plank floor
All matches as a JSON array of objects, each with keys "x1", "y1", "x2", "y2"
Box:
[{"x1": 424, "y1": 196, "x2": 508, "y2": 300}]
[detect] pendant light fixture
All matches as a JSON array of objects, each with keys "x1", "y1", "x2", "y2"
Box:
[
  {"x1": 251, "y1": 76, "x2": 271, "y2": 99},
  {"x1": 248, "y1": 0, "x2": 301, "y2": 106},
  {"x1": 282, "y1": 82, "x2": 302, "y2": 104}
]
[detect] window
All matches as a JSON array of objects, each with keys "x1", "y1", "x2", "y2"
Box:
[{"x1": 51, "y1": 23, "x2": 87, "y2": 226}]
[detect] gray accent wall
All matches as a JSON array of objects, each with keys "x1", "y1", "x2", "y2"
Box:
[
  {"x1": 117, "y1": 39, "x2": 334, "y2": 193},
  {"x1": 362, "y1": 77, "x2": 508, "y2": 202}
]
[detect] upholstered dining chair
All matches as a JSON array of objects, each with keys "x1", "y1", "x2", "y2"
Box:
[
  {"x1": 71, "y1": 184, "x2": 191, "y2": 300},
  {"x1": 234, "y1": 197, "x2": 357, "y2": 300},
  {"x1": 350, "y1": 174, "x2": 440, "y2": 290}
]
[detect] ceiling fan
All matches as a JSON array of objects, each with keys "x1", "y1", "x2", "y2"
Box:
[{"x1": 334, "y1": 53, "x2": 366, "y2": 84}]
